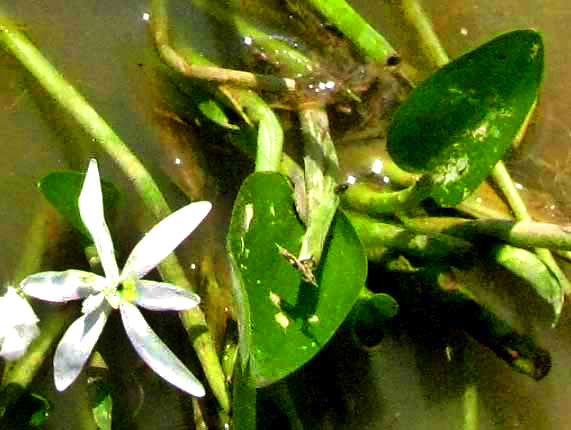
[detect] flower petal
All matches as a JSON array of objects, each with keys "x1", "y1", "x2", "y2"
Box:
[
  {"x1": 53, "y1": 294, "x2": 111, "y2": 391},
  {"x1": 134, "y1": 280, "x2": 200, "y2": 311},
  {"x1": 121, "y1": 201, "x2": 211, "y2": 281},
  {"x1": 79, "y1": 159, "x2": 120, "y2": 284},
  {"x1": 0, "y1": 324, "x2": 40, "y2": 361},
  {"x1": 120, "y1": 302, "x2": 205, "y2": 397},
  {"x1": 21, "y1": 270, "x2": 106, "y2": 302},
  {"x1": 0, "y1": 287, "x2": 39, "y2": 326}
]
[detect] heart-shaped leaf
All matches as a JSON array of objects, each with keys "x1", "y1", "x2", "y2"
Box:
[
  {"x1": 387, "y1": 30, "x2": 544, "y2": 206},
  {"x1": 228, "y1": 172, "x2": 367, "y2": 386},
  {"x1": 38, "y1": 170, "x2": 120, "y2": 240}
]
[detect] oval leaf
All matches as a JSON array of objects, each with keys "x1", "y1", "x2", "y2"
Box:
[
  {"x1": 387, "y1": 30, "x2": 544, "y2": 206},
  {"x1": 228, "y1": 172, "x2": 367, "y2": 386}
]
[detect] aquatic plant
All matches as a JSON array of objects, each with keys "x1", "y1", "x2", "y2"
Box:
[{"x1": 0, "y1": 1, "x2": 568, "y2": 429}]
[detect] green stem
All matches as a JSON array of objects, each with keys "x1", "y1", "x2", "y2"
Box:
[
  {"x1": 403, "y1": 216, "x2": 571, "y2": 251},
  {"x1": 491, "y1": 163, "x2": 529, "y2": 220},
  {"x1": 192, "y1": 0, "x2": 316, "y2": 78},
  {"x1": 491, "y1": 244, "x2": 563, "y2": 320},
  {"x1": 280, "y1": 153, "x2": 308, "y2": 224},
  {"x1": 397, "y1": 0, "x2": 449, "y2": 68},
  {"x1": 0, "y1": 11, "x2": 229, "y2": 411},
  {"x1": 3, "y1": 196, "x2": 79, "y2": 388},
  {"x1": 346, "y1": 211, "x2": 474, "y2": 261},
  {"x1": 12, "y1": 200, "x2": 53, "y2": 283},
  {"x1": 298, "y1": 108, "x2": 339, "y2": 266},
  {"x1": 463, "y1": 381, "x2": 478, "y2": 430},
  {"x1": 240, "y1": 91, "x2": 284, "y2": 172},
  {"x1": 153, "y1": 0, "x2": 295, "y2": 92},
  {"x1": 305, "y1": 0, "x2": 396, "y2": 62},
  {"x1": 155, "y1": 0, "x2": 284, "y2": 174},
  {"x1": 492, "y1": 163, "x2": 571, "y2": 298},
  {"x1": 341, "y1": 175, "x2": 433, "y2": 217},
  {"x1": 455, "y1": 341, "x2": 479, "y2": 430}
]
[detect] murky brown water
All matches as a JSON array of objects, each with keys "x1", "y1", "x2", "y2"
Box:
[{"x1": 2, "y1": 1, "x2": 571, "y2": 429}]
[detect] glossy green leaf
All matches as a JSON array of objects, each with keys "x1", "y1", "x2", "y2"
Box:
[
  {"x1": 38, "y1": 170, "x2": 120, "y2": 240},
  {"x1": 228, "y1": 172, "x2": 367, "y2": 386},
  {"x1": 388, "y1": 30, "x2": 544, "y2": 206}
]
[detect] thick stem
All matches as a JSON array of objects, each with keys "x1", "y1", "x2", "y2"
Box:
[
  {"x1": 153, "y1": 0, "x2": 295, "y2": 92},
  {"x1": 492, "y1": 163, "x2": 571, "y2": 299},
  {"x1": 305, "y1": 0, "x2": 396, "y2": 62},
  {"x1": 491, "y1": 163, "x2": 530, "y2": 221},
  {"x1": 192, "y1": 0, "x2": 316, "y2": 78},
  {"x1": 398, "y1": 0, "x2": 449, "y2": 68},
  {"x1": 298, "y1": 108, "x2": 339, "y2": 266},
  {"x1": 346, "y1": 211, "x2": 474, "y2": 261},
  {"x1": 341, "y1": 175, "x2": 434, "y2": 217},
  {"x1": 402, "y1": 216, "x2": 571, "y2": 251},
  {"x1": 239, "y1": 91, "x2": 284, "y2": 173}
]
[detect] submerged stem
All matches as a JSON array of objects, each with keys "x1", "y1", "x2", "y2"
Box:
[
  {"x1": 341, "y1": 175, "x2": 434, "y2": 217},
  {"x1": 397, "y1": 0, "x2": 449, "y2": 68},
  {"x1": 305, "y1": 0, "x2": 396, "y2": 62},
  {"x1": 347, "y1": 211, "x2": 474, "y2": 262},
  {"x1": 153, "y1": 0, "x2": 295, "y2": 92},
  {"x1": 402, "y1": 216, "x2": 571, "y2": 251},
  {"x1": 492, "y1": 163, "x2": 571, "y2": 301}
]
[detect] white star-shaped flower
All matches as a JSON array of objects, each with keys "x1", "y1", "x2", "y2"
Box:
[
  {"x1": 0, "y1": 286, "x2": 39, "y2": 361},
  {"x1": 21, "y1": 159, "x2": 211, "y2": 396}
]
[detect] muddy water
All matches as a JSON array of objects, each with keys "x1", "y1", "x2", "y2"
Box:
[{"x1": 2, "y1": 1, "x2": 571, "y2": 429}]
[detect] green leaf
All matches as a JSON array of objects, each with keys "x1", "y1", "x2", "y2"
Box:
[
  {"x1": 228, "y1": 172, "x2": 367, "y2": 386},
  {"x1": 86, "y1": 351, "x2": 113, "y2": 430},
  {"x1": 38, "y1": 170, "x2": 120, "y2": 240},
  {"x1": 387, "y1": 30, "x2": 544, "y2": 206},
  {"x1": 91, "y1": 382, "x2": 112, "y2": 430},
  {"x1": 349, "y1": 291, "x2": 399, "y2": 348}
]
